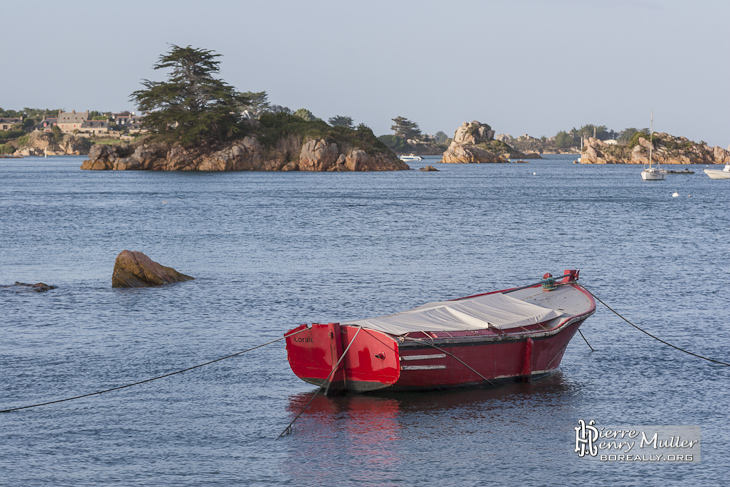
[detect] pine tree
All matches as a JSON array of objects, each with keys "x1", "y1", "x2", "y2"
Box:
[
  {"x1": 391, "y1": 116, "x2": 422, "y2": 140},
  {"x1": 130, "y1": 45, "x2": 250, "y2": 146}
]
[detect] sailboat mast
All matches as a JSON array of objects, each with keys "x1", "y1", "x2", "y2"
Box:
[{"x1": 649, "y1": 110, "x2": 653, "y2": 167}]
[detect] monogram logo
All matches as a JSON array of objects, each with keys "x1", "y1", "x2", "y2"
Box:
[{"x1": 575, "y1": 419, "x2": 599, "y2": 457}]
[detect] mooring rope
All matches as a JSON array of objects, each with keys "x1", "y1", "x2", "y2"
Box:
[
  {"x1": 579, "y1": 284, "x2": 730, "y2": 367},
  {"x1": 578, "y1": 329, "x2": 594, "y2": 351},
  {"x1": 0, "y1": 329, "x2": 307, "y2": 414},
  {"x1": 277, "y1": 327, "x2": 362, "y2": 439}
]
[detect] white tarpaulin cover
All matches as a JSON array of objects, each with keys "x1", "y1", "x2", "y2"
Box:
[{"x1": 345, "y1": 293, "x2": 564, "y2": 336}]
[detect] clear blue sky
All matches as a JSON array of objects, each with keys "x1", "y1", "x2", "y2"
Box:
[{"x1": 2, "y1": 0, "x2": 728, "y2": 147}]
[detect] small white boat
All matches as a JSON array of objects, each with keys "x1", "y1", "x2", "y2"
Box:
[
  {"x1": 641, "y1": 166, "x2": 667, "y2": 180},
  {"x1": 641, "y1": 111, "x2": 666, "y2": 181},
  {"x1": 399, "y1": 153, "x2": 423, "y2": 161},
  {"x1": 703, "y1": 164, "x2": 730, "y2": 179}
]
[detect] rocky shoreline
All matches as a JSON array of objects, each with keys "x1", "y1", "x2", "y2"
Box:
[
  {"x1": 12, "y1": 131, "x2": 91, "y2": 156},
  {"x1": 81, "y1": 135, "x2": 409, "y2": 172},
  {"x1": 581, "y1": 134, "x2": 730, "y2": 165}
]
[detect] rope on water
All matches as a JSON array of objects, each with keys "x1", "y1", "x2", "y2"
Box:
[
  {"x1": 578, "y1": 329, "x2": 595, "y2": 351},
  {"x1": 277, "y1": 327, "x2": 362, "y2": 439},
  {"x1": 579, "y1": 284, "x2": 730, "y2": 367},
  {"x1": 0, "y1": 329, "x2": 307, "y2": 414}
]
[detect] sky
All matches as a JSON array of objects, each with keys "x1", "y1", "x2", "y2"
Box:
[{"x1": 2, "y1": 0, "x2": 729, "y2": 147}]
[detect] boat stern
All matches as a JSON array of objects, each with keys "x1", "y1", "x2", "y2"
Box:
[{"x1": 285, "y1": 324, "x2": 401, "y2": 393}]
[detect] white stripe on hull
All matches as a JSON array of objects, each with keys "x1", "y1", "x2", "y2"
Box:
[{"x1": 401, "y1": 354, "x2": 447, "y2": 361}]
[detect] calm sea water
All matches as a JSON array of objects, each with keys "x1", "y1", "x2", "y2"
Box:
[{"x1": 1, "y1": 155, "x2": 729, "y2": 486}]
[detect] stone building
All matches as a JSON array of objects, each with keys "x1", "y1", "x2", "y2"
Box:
[
  {"x1": 34, "y1": 117, "x2": 58, "y2": 132},
  {"x1": 57, "y1": 110, "x2": 90, "y2": 132},
  {"x1": 80, "y1": 120, "x2": 109, "y2": 134},
  {"x1": 0, "y1": 117, "x2": 23, "y2": 130}
]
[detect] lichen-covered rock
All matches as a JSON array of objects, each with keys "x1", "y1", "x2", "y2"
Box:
[
  {"x1": 442, "y1": 143, "x2": 507, "y2": 163},
  {"x1": 299, "y1": 139, "x2": 339, "y2": 171},
  {"x1": 453, "y1": 121, "x2": 495, "y2": 145},
  {"x1": 111, "y1": 250, "x2": 193, "y2": 288}
]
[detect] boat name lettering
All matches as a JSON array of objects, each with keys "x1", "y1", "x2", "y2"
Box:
[{"x1": 294, "y1": 337, "x2": 312, "y2": 343}]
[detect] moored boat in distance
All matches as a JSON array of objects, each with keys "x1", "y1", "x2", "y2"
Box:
[
  {"x1": 703, "y1": 164, "x2": 730, "y2": 179},
  {"x1": 285, "y1": 270, "x2": 595, "y2": 393},
  {"x1": 641, "y1": 111, "x2": 667, "y2": 181},
  {"x1": 641, "y1": 167, "x2": 667, "y2": 180},
  {"x1": 399, "y1": 153, "x2": 423, "y2": 161}
]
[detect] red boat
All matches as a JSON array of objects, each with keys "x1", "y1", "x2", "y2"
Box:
[{"x1": 284, "y1": 270, "x2": 595, "y2": 394}]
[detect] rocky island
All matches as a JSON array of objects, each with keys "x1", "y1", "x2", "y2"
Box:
[
  {"x1": 81, "y1": 125, "x2": 408, "y2": 172},
  {"x1": 79, "y1": 45, "x2": 407, "y2": 172},
  {"x1": 441, "y1": 121, "x2": 535, "y2": 163},
  {"x1": 581, "y1": 133, "x2": 730, "y2": 165}
]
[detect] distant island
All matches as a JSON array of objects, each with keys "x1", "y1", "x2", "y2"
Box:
[
  {"x1": 2, "y1": 47, "x2": 727, "y2": 168},
  {"x1": 581, "y1": 132, "x2": 730, "y2": 165},
  {"x1": 80, "y1": 45, "x2": 407, "y2": 172}
]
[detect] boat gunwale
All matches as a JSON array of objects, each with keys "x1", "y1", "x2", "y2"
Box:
[{"x1": 342, "y1": 282, "x2": 596, "y2": 345}]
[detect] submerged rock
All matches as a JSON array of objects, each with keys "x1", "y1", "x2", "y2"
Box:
[
  {"x1": 112, "y1": 250, "x2": 194, "y2": 288},
  {"x1": 2, "y1": 282, "x2": 57, "y2": 292},
  {"x1": 420, "y1": 165, "x2": 439, "y2": 171}
]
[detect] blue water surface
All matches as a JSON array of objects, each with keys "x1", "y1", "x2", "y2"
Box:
[{"x1": 1, "y1": 155, "x2": 728, "y2": 486}]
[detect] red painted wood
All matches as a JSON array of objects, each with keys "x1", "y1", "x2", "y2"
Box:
[
  {"x1": 522, "y1": 338, "x2": 534, "y2": 381},
  {"x1": 326, "y1": 323, "x2": 345, "y2": 391}
]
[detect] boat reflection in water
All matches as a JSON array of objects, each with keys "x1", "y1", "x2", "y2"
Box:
[{"x1": 282, "y1": 373, "x2": 576, "y2": 482}]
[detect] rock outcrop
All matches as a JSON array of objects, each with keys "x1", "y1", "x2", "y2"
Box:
[
  {"x1": 441, "y1": 121, "x2": 529, "y2": 163},
  {"x1": 581, "y1": 134, "x2": 730, "y2": 165},
  {"x1": 81, "y1": 135, "x2": 410, "y2": 172},
  {"x1": 112, "y1": 250, "x2": 194, "y2": 288},
  {"x1": 14, "y1": 132, "x2": 92, "y2": 156}
]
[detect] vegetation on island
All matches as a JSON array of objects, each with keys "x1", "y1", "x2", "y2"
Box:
[
  {"x1": 377, "y1": 116, "x2": 450, "y2": 155},
  {"x1": 126, "y1": 44, "x2": 390, "y2": 156},
  {"x1": 130, "y1": 45, "x2": 251, "y2": 147}
]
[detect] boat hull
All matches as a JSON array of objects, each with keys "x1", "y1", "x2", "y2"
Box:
[
  {"x1": 704, "y1": 168, "x2": 730, "y2": 179},
  {"x1": 285, "y1": 281, "x2": 595, "y2": 393},
  {"x1": 641, "y1": 169, "x2": 666, "y2": 180}
]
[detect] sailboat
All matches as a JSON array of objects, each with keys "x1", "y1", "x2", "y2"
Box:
[{"x1": 640, "y1": 111, "x2": 667, "y2": 181}]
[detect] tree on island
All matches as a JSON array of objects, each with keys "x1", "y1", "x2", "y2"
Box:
[
  {"x1": 130, "y1": 44, "x2": 250, "y2": 146},
  {"x1": 391, "y1": 116, "x2": 422, "y2": 140},
  {"x1": 293, "y1": 108, "x2": 319, "y2": 122},
  {"x1": 554, "y1": 131, "x2": 574, "y2": 148},
  {"x1": 268, "y1": 105, "x2": 293, "y2": 115},
  {"x1": 239, "y1": 91, "x2": 270, "y2": 119},
  {"x1": 328, "y1": 115, "x2": 354, "y2": 129}
]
